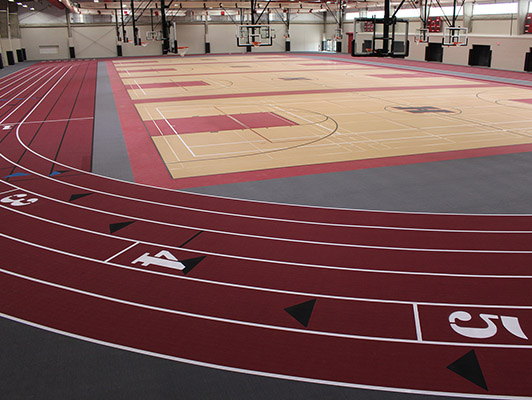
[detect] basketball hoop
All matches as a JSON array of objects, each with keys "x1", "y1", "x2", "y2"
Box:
[
  {"x1": 252, "y1": 41, "x2": 261, "y2": 47},
  {"x1": 443, "y1": 26, "x2": 468, "y2": 47},
  {"x1": 177, "y1": 46, "x2": 189, "y2": 57}
]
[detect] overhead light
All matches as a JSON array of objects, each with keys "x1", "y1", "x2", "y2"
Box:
[
  {"x1": 16, "y1": 2, "x2": 22, "y2": 4},
  {"x1": 8, "y1": 0, "x2": 15, "y2": 3},
  {"x1": 30, "y1": 6, "x2": 34, "y2": 9},
  {"x1": 22, "y1": 4, "x2": 28, "y2": 7},
  {"x1": 94, "y1": 0, "x2": 99, "y2": 2}
]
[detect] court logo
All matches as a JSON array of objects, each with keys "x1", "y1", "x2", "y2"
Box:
[{"x1": 393, "y1": 106, "x2": 454, "y2": 114}]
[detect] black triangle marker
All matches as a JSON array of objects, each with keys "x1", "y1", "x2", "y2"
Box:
[
  {"x1": 181, "y1": 256, "x2": 206, "y2": 275},
  {"x1": 109, "y1": 221, "x2": 135, "y2": 234},
  {"x1": 69, "y1": 193, "x2": 92, "y2": 202},
  {"x1": 284, "y1": 299, "x2": 316, "y2": 328},
  {"x1": 447, "y1": 350, "x2": 488, "y2": 391}
]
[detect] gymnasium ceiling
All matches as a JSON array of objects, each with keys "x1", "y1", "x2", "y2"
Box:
[{"x1": 34, "y1": 0, "x2": 511, "y2": 16}]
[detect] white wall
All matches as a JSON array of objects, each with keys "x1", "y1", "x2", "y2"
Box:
[
  {"x1": 175, "y1": 23, "x2": 205, "y2": 55},
  {"x1": 72, "y1": 26, "x2": 116, "y2": 59},
  {"x1": 121, "y1": 25, "x2": 163, "y2": 57},
  {"x1": 291, "y1": 24, "x2": 323, "y2": 52},
  {"x1": 15, "y1": 6, "x2": 532, "y2": 72},
  {"x1": 206, "y1": 23, "x2": 244, "y2": 54},
  {"x1": 20, "y1": 26, "x2": 70, "y2": 60}
]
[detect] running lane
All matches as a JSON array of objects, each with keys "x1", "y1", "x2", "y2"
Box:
[{"x1": 0, "y1": 59, "x2": 531, "y2": 399}]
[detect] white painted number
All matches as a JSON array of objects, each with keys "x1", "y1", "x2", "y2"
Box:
[
  {"x1": 132, "y1": 250, "x2": 185, "y2": 271},
  {"x1": 1, "y1": 193, "x2": 38, "y2": 207},
  {"x1": 449, "y1": 311, "x2": 528, "y2": 340}
]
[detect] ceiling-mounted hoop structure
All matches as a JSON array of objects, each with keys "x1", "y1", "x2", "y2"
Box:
[
  {"x1": 145, "y1": 31, "x2": 163, "y2": 41},
  {"x1": 414, "y1": 28, "x2": 429, "y2": 44},
  {"x1": 352, "y1": 17, "x2": 409, "y2": 58},
  {"x1": 443, "y1": 26, "x2": 468, "y2": 46},
  {"x1": 236, "y1": 25, "x2": 274, "y2": 47}
]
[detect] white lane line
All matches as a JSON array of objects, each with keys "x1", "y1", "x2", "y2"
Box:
[
  {"x1": 0, "y1": 66, "x2": 69, "y2": 125},
  {"x1": 0, "y1": 67, "x2": 48, "y2": 109},
  {"x1": 3, "y1": 144, "x2": 532, "y2": 235},
  {"x1": 0, "y1": 254, "x2": 531, "y2": 349},
  {"x1": 1, "y1": 313, "x2": 528, "y2": 400},
  {"x1": 6, "y1": 116, "x2": 94, "y2": 126},
  {"x1": 412, "y1": 303, "x2": 423, "y2": 342},
  {"x1": 0, "y1": 188, "x2": 17, "y2": 196},
  {"x1": 7, "y1": 59, "x2": 532, "y2": 226},
  {"x1": 132, "y1": 79, "x2": 147, "y2": 96},
  {"x1": 105, "y1": 242, "x2": 139, "y2": 263},
  {"x1": 145, "y1": 108, "x2": 181, "y2": 162},
  {"x1": 3, "y1": 218, "x2": 532, "y2": 307},
  {"x1": 1, "y1": 168, "x2": 531, "y2": 254},
  {"x1": 155, "y1": 106, "x2": 197, "y2": 157},
  {"x1": 12, "y1": 113, "x2": 532, "y2": 229},
  {"x1": 0, "y1": 67, "x2": 53, "y2": 113}
]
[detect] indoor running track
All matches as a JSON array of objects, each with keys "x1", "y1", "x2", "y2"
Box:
[{"x1": 0, "y1": 59, "x2": 531, "y2": 399}]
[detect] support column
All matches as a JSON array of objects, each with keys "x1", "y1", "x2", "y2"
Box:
[
  {"x1": 66, "y1": 9, "x2": 75, "y2": 58},
  {"x1": 463, "y1": 2, "x2": 473, "y2": 32},
  {"x1": 6, "y1": 3, "x2": 14, "y2": 64},
  {"x1": 383, "y1": 0, "x2": 390, "y2": 54},
  {"x1": 115, "y1": 9, "x2": 122, "y2": 56},
  {"x1": 285, "y1": 9, "x2": 290, "y2": 51},
  {"x1": 517, "y1": 0, "x2": 530, "y2": 34},
  {"x1": 173, "y1": 21, "x2": 178, "y2": 53},
  {"x1": 161, "y1": 0, "x2": 170, "y2": 54},
  {"x1": 322, "y1": 12, "x2": 327, "y2": 51},
  {"x1": 204, "y1": 15, "x2": 210, "y2": 53}
]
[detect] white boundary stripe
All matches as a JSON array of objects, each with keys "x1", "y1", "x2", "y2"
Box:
[
  {"x1": 5, "y1": 115, "x2": 532, "y2": 248},
  {"x1": 3, "y1": 189, "x2": 532, "y2": 280},
  {"x1": 0, "y1": 188, "x2": 17, "y2": 196},
  {"x1": 2, "y1": 228, "x2": 532, "y2": 307},
  {"x1": 12, "y1": 119, "x2": 532, "y2": 232},
  {"x1": 1, "y1": 313, "x2": 528, "y2": 400},
  {"x1": 0, "y1": 66, "x2": 51, "y2": 112},
  {"x1": 412, "y1": 303, "x2": 423, "y2": 342},
  {"x1": 0, "y1": 66, "x2": 66, "y2": 125},
  {"x1": 3, "y1": 168, "x2": 532, "y2": 256},
  {"x1": 0, "y1": 259, "x2": 531, "y2": 348},
  {"x1": 104, "y1": 242, "x2": 139, "y2": 263},
  {"x1": 155, "y1": 106, "x2": 197, "y2": 157},
  {"x1": 1, "y1": 116, "x2": 94, "y2": 127},
  {"x1": 5, "y1": 60, "x2": 532, "y2": 221}
]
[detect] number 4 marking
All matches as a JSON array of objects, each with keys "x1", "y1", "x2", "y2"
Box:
[
  {"x1": 132, "y1": 250, "x2": 186, "y2": 271},
  {"x1": 449, "y1": 311, "x2": 528, "y2": 340}
]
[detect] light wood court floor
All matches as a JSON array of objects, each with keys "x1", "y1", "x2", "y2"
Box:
[{"x1": 113, "y1": 55, "x2": 532, "y2": 180}]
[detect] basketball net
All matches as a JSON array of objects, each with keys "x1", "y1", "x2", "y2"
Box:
[{"x1": 177, "y1": 46, "x2": 189, "y2": 57}]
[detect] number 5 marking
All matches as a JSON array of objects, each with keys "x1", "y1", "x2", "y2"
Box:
[
  {"x1": 1, "y1": 193, "x2": 38, "y2": 207},
  {"x1": 449, "y1": 311, "x2": 528, "y2": 340}
]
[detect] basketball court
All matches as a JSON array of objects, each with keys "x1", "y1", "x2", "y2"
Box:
[
  {"x1": 105, "y1": 54, "x2": 532, "y2": 187},
  {"x1": 1, "y1": 52, "x2": 532, "y2": 400}
]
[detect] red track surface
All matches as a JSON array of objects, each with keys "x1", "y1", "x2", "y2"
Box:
[{"x1": 1, "y1": 57, "x2": 532, "y2": 398}]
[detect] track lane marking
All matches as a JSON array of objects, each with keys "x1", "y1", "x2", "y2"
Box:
[
  {"x1": 1, "y1": 312, "x2": 528, "y2": 400},
  {"x1": 1, "y1": 226, "x2": 532, "y2": 307},
  {"x1": 12, "y1": 124, "x2": 532, "y2": 230},
  {"x1": 2, "y1": 172, "x2": 532, "y2": 253},
  {"x1": 105, "y1": 242, "x2": 140, "y2": 263},
  {"x1": 3, "y1": 196, "x2": 532, "y2": 278},
  {"x1": 0, "y1": 251, "x2": 531, "y2": 348}
]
